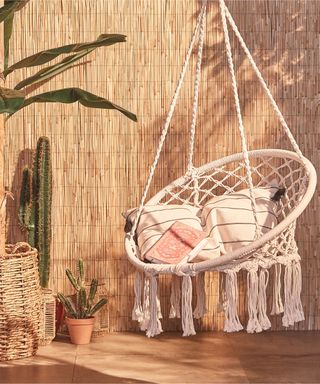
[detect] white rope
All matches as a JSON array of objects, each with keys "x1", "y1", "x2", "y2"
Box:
[
  {"x1": 146, "y1": 274, "x2": 163, "y2": 337},
  {"x1": 139, "y1": 277, "x2": 150, "y2": 331},
  {"x1": 282, "y1": 262, "x2": 294, "y2": 327},
  {"x1": 257, "y1": 269, "x2": 271, "y2": 330},
  {"x1": 224, "y1": 270, "x2": 243, "y2": 332},
  {"x1": 187, "y1": 2, "x2": 206, "y2": 172},
  {"x1": 223, "y1": 4, "x2": 305, "y2": 164},
  {"x1": 219, "y1": 0, "x2": 260, "y2": 238},
  {"x1": 130, "y1": 5, "x2": 207, "y2": 235},
  {"x1": 181, "y1": 275, "x2": 196, "y2": 336},
  {"x1": 282, "y1": 260, "x2": 304, "y2": 327},
  {"x1": 291, "y1": 261, "x2": 304, "y2": 322},
  {"x1": 246, "y1": 269, "x2": 262, "y2": 333},
  {"x1": 193, "y1": 272, "x2": 207, "y2": 319},
  {"x1": 169, "y1": 275, "x2": 181, "y2": 318},
  {"x1": 132, "y1": 271, "x2": 143, "y2": 321},
  {"x1": 271, "y1": 263, "x2": 284, "y2": 315}
]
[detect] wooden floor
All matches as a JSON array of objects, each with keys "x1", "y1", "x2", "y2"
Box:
[{"x1": 0, "y1": 331, "x2": 319, "y2": 383}]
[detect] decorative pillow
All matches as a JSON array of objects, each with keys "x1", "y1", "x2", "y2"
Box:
[
  {"x1": 123, "y1": 204, "x2": 220, "y2": 262},
  {"x1": 201, "y1": 183, "x2": 283, "y2": 255}
]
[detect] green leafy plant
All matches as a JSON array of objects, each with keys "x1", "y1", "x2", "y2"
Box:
[
  {"x1": 19, "y1": 136, "x2": 52, "y2": 288},
  {"x1": 0, "y1": 2, "x2": 137, "y2": 121},
  {"x1": 57, "y1": 259, "x2": 107, "y2": 319},
  {"x1": 0, "y1": 1, "x2": 136, "y2": 255}
]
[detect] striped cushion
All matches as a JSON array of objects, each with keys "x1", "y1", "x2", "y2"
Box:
[
  {"x1": 123, "y1": 205, "x2": 220, "y2": 262},
  {"x1": 201, "y1": 186, "x2": 279, "y2": 255}
]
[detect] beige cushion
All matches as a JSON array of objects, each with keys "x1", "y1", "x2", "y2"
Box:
[
  {"x1": 201, "y1": 186, "x2": 279, "y2": 255},
  {"x1": 123, "y1": 204, "x2": 220, "y2": 262}
]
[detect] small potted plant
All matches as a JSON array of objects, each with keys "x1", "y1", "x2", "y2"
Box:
[{"x1": 57, "y1": 259, "x2": 107, "y2": 345}]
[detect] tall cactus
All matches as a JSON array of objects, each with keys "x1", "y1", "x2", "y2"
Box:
[
  {"x1": 19, "y1": 136, "x2": 52, "y2": 287},
  {"x1": 19, "y1": 166, "x2": 33, "y2": 242}
]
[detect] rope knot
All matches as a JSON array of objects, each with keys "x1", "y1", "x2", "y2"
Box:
[
  {"x1": 187, "y1": 166, "x2": 199, "y2": 180},
  {"x1": 173, "y1": 262, "x2": 196, "y2": 277}
]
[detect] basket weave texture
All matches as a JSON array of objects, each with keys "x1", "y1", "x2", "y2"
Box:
[
  {"x1": 0, "y1": 243, "x2": 41, "y2": 361},
  {"x1": 39, "y1": 288, "x2": 56, "y2": 346}
]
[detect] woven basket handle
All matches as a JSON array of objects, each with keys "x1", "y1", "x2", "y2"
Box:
[{"x1": 11, "y1": 242, "x2": 32, "y2": 254}]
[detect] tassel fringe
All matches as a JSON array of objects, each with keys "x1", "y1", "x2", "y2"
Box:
[
  {"x1": 181, "y1": 275, "x2": 196, "y2": 336},
  {"x1": 146, "y1": 274, "x2": 163, "y2": 337},
  {"x1": 169, "y1": 275, "x2": 181, "y2": 318},
  {"x1": 139, "y1": 277, "x2": 150, "y2": 331},
  {"x1": 271, "y1": 263, "x2": 284, "y2": 315},
  {"x1": 193, "y1": 272, "x2": 207, "y2": 319},
  {"x1": 282, "y1": 260, "x2": 304, "y2": 327},
  {"x1": 131, "y1": 258, "x2": 304, "y2": 337},
  {"x1": 132, "y1": 271, "x2": 143, "y2": 321},
  {"x1": 224, "y1": 271, "x2": 243, "y2": 332},
  {"x1": 247, "y1": 269, "x2": 262, "y2": 333},
  {"x1": 258, "y1": 269, "x2": 271, "y2": 330}
]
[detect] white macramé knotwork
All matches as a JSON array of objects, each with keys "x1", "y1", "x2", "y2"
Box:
[{"x1": 125, "y1": 0, "x2": 317, "y2": 337}]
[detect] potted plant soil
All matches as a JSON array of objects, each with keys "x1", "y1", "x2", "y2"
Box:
[{"x1": 57, "y1": 259, "x2": 107, "y2": 345}]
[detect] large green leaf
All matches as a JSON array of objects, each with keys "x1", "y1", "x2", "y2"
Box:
[
  {"x1": 4, "y1": 12, "x2": 14, "y2": 70},
  {"x1": 0, "y1": 1, "x2": 16, "y2": 23},
  {"x1": 14, "y1": 50, "x2": 89, "y2": 90},
  {"x1": 2, "y1": 0, "x2": 30, "y2": 69},
  {"x1": 3, "y1": 34, "x2": 126, "y2": 78},
  {"x1": 0, "y1": 0, "x2": 29, "y2": 23},
  {"x1": 19, "y1": 88, "x2": 137, "y2": 121},
  {"x1": 0, "y1": 86, "x2": 25, "y2": 113}
]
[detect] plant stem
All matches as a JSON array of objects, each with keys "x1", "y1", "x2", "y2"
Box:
[{"x1": 0, "y1": 10, "x2": 6, "y2": 255}]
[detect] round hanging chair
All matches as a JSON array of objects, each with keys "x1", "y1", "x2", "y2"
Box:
[{"x1": 124, "y1": 0, "x2": 317, "y2": 337}]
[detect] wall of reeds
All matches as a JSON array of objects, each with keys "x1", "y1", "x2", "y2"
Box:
[{"x1": 4, "y1": 0, "x2": 319, "y2": 332}]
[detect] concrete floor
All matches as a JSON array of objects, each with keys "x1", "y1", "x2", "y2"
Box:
[{"x1": 0, "y1": 331, "x2": 319, "y2": 383}]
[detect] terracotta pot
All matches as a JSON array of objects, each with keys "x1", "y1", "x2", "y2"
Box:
[{"x1": 65, "y1": 317, "x2": 95, "y2": 345}]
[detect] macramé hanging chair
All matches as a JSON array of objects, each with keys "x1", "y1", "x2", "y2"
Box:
[{"x1": 124, "y1": 0, "x2": 317, "y2": 337}]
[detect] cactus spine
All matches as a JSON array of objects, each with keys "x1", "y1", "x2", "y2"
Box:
[{"x1": 19, "y1": 136, "x2": 52, "y2": 288}]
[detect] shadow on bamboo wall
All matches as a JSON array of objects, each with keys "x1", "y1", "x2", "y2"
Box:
[{"x1": 4, "y1": 0, "x2": 319, "y2": 332}]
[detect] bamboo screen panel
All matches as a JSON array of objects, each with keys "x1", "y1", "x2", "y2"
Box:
[{"x1": 4, "y1": 0, "x2": 319, "y2": 332}]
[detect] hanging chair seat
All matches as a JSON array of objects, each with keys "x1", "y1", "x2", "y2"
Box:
[
  {"x1": 124, "y1": 0, "x2": 317, "y2": 337},
  {"x1": 125, "y1": 149, "x2": 316, "y2": 275}
]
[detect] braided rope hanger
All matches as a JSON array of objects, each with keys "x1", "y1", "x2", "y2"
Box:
[
  {"x1": 131, "y1": 3, "x2": 207, "y2": 235},
  {"x1": 131, "y1": 0, "x2": 306, "y2": 237},
  {"x1": 219, "y1": 0, "x2": 260, "y2": 237}
]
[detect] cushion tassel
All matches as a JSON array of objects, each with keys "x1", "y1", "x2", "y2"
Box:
[
  {"x1": 258, "y1": 269, "x2": 271, "y2": 330},
  {"x1": 193, "y1": 272, "x2": 207, "y2": 319},
  {"x1": 247, "y1": 269, "x2": 262, "y2": 333},
  {"x1": 169, "y1": 275, "x2": 181, "y2": 318},
  {"x1": 132, "y1": 271, "x2": 144, "y2": 321},
  {"x1": 224, "y1": 270, "x2": 243, "y2": 332},
  {"x1": 181, "y1": 275, "x2": 196, "y2": 336},
  {"x1": 271, "y1": 263, "x2": 284, "y2": 315},
  {"x1": 146, "y1": 274, "x2": 163, "y2": 337}
]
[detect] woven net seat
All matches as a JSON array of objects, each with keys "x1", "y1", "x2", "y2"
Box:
[{"x1": 124, "y1": 0, "x2": 317, "y2": 337}]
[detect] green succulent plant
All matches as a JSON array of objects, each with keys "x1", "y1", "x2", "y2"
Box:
[
  {"x1": 57, "y1": 259, "x2": 108, "y2": 319},
  {"x1": 0, "y1": 0, "x2": 136, "y2": 256}
]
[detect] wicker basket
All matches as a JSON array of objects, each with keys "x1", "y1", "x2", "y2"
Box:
[
  {"x1": 0, "y1": 243, "x2": 41, "y2": 361},
  {"x1": 39, "y1": 288, "x2": 56, "y2": 346}
]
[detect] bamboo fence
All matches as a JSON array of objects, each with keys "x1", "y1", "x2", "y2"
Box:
[{"x1": 4, "y1": 0, "x2": 319, "y2": 332}]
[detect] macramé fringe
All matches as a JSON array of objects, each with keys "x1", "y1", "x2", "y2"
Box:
[{"x1": 132, "y1": 259, "x2": 304, "y2": 337}]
